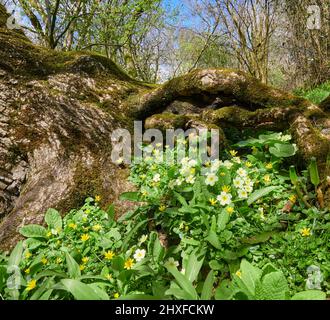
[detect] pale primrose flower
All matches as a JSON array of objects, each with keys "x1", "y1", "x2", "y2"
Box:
[
  {"x1": 233, "y1": 177, "x2": 244, "y2": 188},
  {"x1": 139, "y1": 234, "x2": 148, "y2": 244},
  {"x1": 166, "y1": 257, "x2": 179, "y2": 268},
  {"x1": 210, "y1": 159, "x2": 221, "y2": 172},
  {"x1": 237, "y1": 168, "x2": 247, "y2": 177},
  {"x1": 181, "y1": 157, "x2": 190, "y2": 166},
  {"x1": 223, "y1": 160, "x2": 233, "y2": 169},
  {"x1": 188, "y1": 159, "x2": 197, "y2": 167},
  {"x1": 244, "y1": 185, "x2": 253, "y2": 193},
  {"x1": 186, "y1": 175, "x2": 196, "y2": 184},
  {"x1": 133, "y1": 249, "x2": 146, "y2": 262},
  {"x1": 153, "y1": 173, "x2": 161, "y2": 182},
  {"x1": 205, "y1": 173, "x2": 218, "y2": 186},
  {"x1": 217, "y1": 191, "x2": 232, "y2": 206},
  {"x1": 238, "y1": 189, "x2": 248, "y2": 199}
]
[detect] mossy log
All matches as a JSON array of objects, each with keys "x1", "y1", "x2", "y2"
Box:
[{"x1": 0, "y1": 4, "x2": 329, "y2": 250}]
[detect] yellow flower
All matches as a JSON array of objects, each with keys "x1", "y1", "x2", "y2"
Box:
[
  {"x1": 159, "y1": 205, "x2": 166, "y2": 212},
  {"x1": 56, "y1": 257, "x2": 62, "y2": 264},
  {"x1": 26, "y1": 279, "x2": 37, "y2": 291},
  {"x1": 124, "y1": 258, "x2": 134, "y2": 270},
  {"x1": 229, "y1": 150, "x2": 238, "y2": 157},
  {"x1": 300, "y1": 227, "x2": 311, "y2": 237},
  {"x1": 81, "y1": 234, "x2": 90, "y2": 242},
  {"x1": 289, "y1": 195, "x2": 297, "y2": 203},
  {"x1": 79, "y1": 264, "x2": 85, "y2": 271},
  {"x1": 220, "y1": 172, "x2": 226, "y2": 176},
  {"x1": 104, "y1": 250, "x2": 115, "y2": 260},
  {"x1": 114, "y1": 292, "x2": 120, "y2": 299},
  {"x1": 209, "y1": 198, "x2": 217, "y2": 206},
  {"x1": 68, "y1": 223, "x2": 77, "y2": 229},
  {"x1": 106, "y1": 273, "x2": 112, "y2": 280},
  {"x1": 82, "y1": 257, "x2": 89, "y2": 264},
  {"x1": 25, "y1": 251, "x2": 32, "y2": 259},
  {"x1": 266, "y1": 163, "x2": 273, "y2": 169},
  {"x1": 92, "y1": 224, "x2": 102, "y2": 232},
  {"x1": 245, "y1": 161, "x2": 252, "y2": 168},
  {"x1": 190, "y1": 168, "x2": 196, "y2": 175},
  {"x1": 235, "y1": 270, "x2": 242, "y2": 278},
  {"x1": 226, "y1": 207, "x2": 234, "y2": 214},
  {"x1": 141, "y1": 190, "x2": 148, "y2": 197},
  {"x1": 46, "y1": 231, "x2": 52, "y2": 238},
  {"x1": 41, "y1": 257, "x2": 48, "y2": 265},
  {"x1": 85, "y1": 209, "x2": 91, "y2": 214},
  {"x1": 222, "y1": 185, "x2": 231, "y2": 193},
  {"x1": 24, "y1": 268, "x2": 30, "y2": 274},
  {"x1": 263, "y1": 175, "x2": 271, "y2": 183},
  {"x1": 95, "y1": 195, "x2": 101, "y2": 202}
]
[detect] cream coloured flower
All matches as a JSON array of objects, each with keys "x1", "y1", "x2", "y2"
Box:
[
  {"x1": 217, "y1": 191, "x2": 232, "y2": 206},
  {"x1": 205, "y1": 173, "x2": 218, "y2": 186},
  {"x1": 133, "y1": 249, "x2": 146, "y2": 262}
]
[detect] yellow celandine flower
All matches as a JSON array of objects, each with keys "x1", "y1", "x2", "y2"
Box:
[
  {"x1": 222, "y1": 185, "x2": 231, "y2": 193},
  {"x1": 245, "y1": 161, "x2": 252, "y2": 168},
  {"x1": 56, "y1": 257, "x2": 62, "y2": 264},
  {"x1": 26, "y1": 279, "x2": 37, "y2": 291},
  {"x1": 104, "y1": 250, "x2": 115, "y2": 260},
  {"x1": 92, "y1": 224, "x2": 102, "y2": 232},
  {"x1": 106, "y1": 274, "x2": 112, "y2": 280},
  {"x1": 263, "y1": 175, "x2": 271, "y2": 183},
  {"x1": 220, "y1": 172, "x2": 226, "y2": 176},
  {"x1": 226, "y1": 207, "x2": 234, "y2": 214},
  {"x1": 159, "y1": 205, "x2": 166, "y2": 212},
  {"x1": 41, "y1": 258, "x2": 48, "y2": 265},
  {"x1": 266, "y1": 163, "x2": 273, "y2": 169},
  {"x1": 229, "y1": 150, "x2": 238, "y2": 157},
  {"x1": 95, "y1": 195, "x2": 101, "y2": 202},
  {"x1": 124, "y1": 258, "x2": 135, "y2": 270},
  {"x1": 289, "y1": 195, "x2": 297, "y2": 203},
  {"x1": 85, "y1": 209, "x2": 91, "y2": 214},
  {"x1": 25, "y1": 251, "x2": 32, "y2": 259},
  {"x1": 114, "y1": 293, "x2": 120, "y2": 299},
  {"x1": 24, "y1": 268, "x2": 30, "y2": 274},
  {"x1": 81, "y1": 234, "x2": 90, "y2": 242},
  {"x1": 82, "y1": 257, "x2": 89, "y2": 264},
  {"x1": 235, "y1": 270, "x2": 242, "y2": 278},
  {"x1": 300, "y1": 227, "x2": 311, "y2": 237},
  {"x1": 46, "y1": 231, "x2": 52, "y2": 237},
  {"x1": 68, "y1": 223, "x2": 77, "y2": 229},
  {"x1": 209, "y1": 198, "x2": 217, "y2": 206},
  {"x1": 190, "y1": 168, "x2": 196, "y2": 175},
  {"x1": 79, "y1": 264, "x2": 85, "y2": 271}
]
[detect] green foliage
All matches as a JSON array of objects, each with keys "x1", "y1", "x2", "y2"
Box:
[
  {"x1": 294, "y1": 81, "x2": 330, "y2": 104},
  {"x1": 0, "y1": 131, "x2": 328, "y2": 300}
]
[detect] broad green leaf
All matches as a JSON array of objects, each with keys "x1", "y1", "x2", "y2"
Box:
[
  {"x1": 165, "y1": 264, "x2": 198, "y2": 300},
  {"x1": 65, "y1": 252, "x2": 81, "y2": 279},
  {"x1": 45, "y1": 208, "x2": 62, "y2": 229},
  {"x1": 8, "y1": 241, "x2": 23, "y2": 268},
  {"x1": 122, "y1": 219, "x2": 148, "y2": 250},
  {"x1": 217, "y1": 210, "x2": 230, "y2": 231},
  {"x1": 19, "y1": 225, "x2": 47, "y2": 238},
  {"x1": 269, "y1": 143, "x2": 296, "y2": 158},
  {"x1": 88, "y1": 283, "x2": 109, "y2": 300},
  {"x1": 206, "y1": 230, "x2": 221, "y2": 249},
  {"x1": 119, "y1": 192, "x2": 140, "y2": 201},
  {"x1": 185, "y1": 250, "x2": 204, "y2": 283},
  {"x1": 201, "y1": 270, "x2": 214, "y2": 300},
  {"x1": 247, "y1": 186, "x2": 279, "y2": 205},
  {"x1": 61, "y1": 279, "x2": 102, "y2": 300},
  {"x1": 255, "y1": 271, "x2": 288, "y2": 300},
  {"x1": 239, "y1": 259, "x2": 262, "y2": 297},
  {"x1": 291, "y1": 290, "x2": 326, "y2": 300},
  {"x1": 215, "y1": 280, "x2": 235, "y2": 300}
]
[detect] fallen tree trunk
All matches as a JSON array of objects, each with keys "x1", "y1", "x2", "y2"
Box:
[{"x1": 0, "y1": 4, "x2": 329, "y2": 250}]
